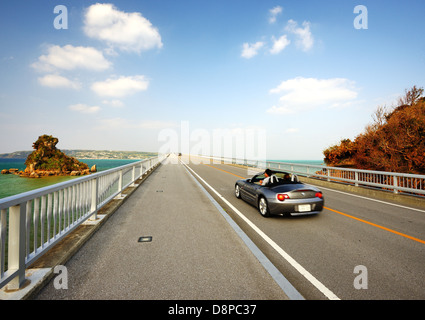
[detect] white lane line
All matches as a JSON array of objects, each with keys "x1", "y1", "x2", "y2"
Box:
[
  {"x1": 182, "y1": 160, "x2": 340, "y2": 301},
  {"x1": 181, "y1": 161, "x2": 304, "y2": 300}
]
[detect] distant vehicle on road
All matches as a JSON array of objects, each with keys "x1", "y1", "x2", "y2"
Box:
[{"x1": 235, "y1": 170, "x2": 324, "y2": 217}]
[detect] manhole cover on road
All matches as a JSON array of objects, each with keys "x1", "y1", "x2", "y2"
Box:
[{"x1": 138, "y1": 236, "x2": 152, "y2": 243}]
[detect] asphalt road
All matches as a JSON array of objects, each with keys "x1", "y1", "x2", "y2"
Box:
[
  {"x1": 33, "y1": 154, "x2": 291, "y2": 300},
  {"x1": 183, "y1": 155, "x2": 425, "y2": 300}
]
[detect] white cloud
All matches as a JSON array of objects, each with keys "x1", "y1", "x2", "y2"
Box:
[
  {"x1": 268, "y1": 77, "x2": 358, "y2": 114},
  {"x1": 241, "y1": 41, "x2": 265, "y2": 59},
  {"x1": 102, "y1": 99, "x2": 124, "y2": 108},
  {"x1": 270, "y1": 35, "x2": 290, "y2": 54},
  {"x1": 69, "y1": 103, "x2": 101, "y2": 114},
  {"x1": 285, "y1": 20, "x2": 314, "y2": 52},
  {"x1": 32, "y1": 45, "x2": 111, "y2": 72},
  {"x1": 91, "y1": 75, "x2": 149, "y2": 98},
  {"x1": 84, "y1": 3, "x2": 163, "y2": 53},
  {"x1": 38, "y1": 74, "x2": 81, "y2": 89},
  {"x1": 242, "y1": 11, "x2": 314, "y2": 59},
  {"x1": 269, "y1": 6, "x2": 283, "y2": 24}
]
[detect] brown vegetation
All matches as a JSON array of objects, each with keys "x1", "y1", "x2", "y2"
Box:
[{"x1": 324, "y1": 86, "x2": 425, "y2": 174}]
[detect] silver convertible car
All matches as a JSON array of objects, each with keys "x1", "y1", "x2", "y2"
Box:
[{"x1": 234, "y1": 170, "x2": 324, "y2": 217}]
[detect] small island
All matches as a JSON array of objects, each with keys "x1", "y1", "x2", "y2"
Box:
[{"x1": 1, "y1": 134, "x2": 96, "y2": 178}]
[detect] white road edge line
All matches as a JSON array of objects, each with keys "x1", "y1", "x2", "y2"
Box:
[
  {"x1": 181, "y1": 160, "x2": 304, "y2": 300},
  {"x1": 181, "y1": 160, "x2": 340, "y2": 301}
]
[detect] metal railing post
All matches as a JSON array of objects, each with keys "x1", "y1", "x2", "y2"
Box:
[
  {"x1": 118, "y1": 170, "x2": 123, "y2": 198},
  {"x1": 0, "y1": 209, "x2": 6, "y2": 279},
  {"x1": 393, "y1": 175, "x2": 399, "y2": 194},
  {"x1": 7, "y1": 204, "x2": 26, "y2": 290},
  {"x1": 90, "y1": 178, "x2": 98, "y2": 221},
  {"x1": 131, "y1": 165, "x2": 136, "y2": 187}
]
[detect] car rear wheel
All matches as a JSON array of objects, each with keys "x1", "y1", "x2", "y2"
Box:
[
  {"x1": 235, "y1": 184, "x2": 241, "y2": 198},
  {"x1": 258, "y1": 197, "x2": 270, "y2": 217}
]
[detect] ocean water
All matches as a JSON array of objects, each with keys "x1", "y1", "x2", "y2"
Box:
[
  {"x1": 268, "y1": 159, "x2": 325, "y2": 174},
  {"x1": 0, "y1": 159, "x2": 139, "y2": 200},
  {"x1": 270, "y1": 160, "x2": 324, "y2": 166}
]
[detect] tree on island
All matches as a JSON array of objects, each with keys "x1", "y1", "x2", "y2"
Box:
[
  {"x1": 21, "y1": 134, "x2": 94, "y2": 177},
  {"x1": 323, "y1": 86, "x2": 425, "y2": 174}
]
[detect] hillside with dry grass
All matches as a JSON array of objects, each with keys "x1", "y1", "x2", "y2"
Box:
[{"x1": 324, "y1": 86, "x2": 425, "y2": 174}]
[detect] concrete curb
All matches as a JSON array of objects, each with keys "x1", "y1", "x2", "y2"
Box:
[{"x1": 0, "y1": 163, "x2": 161, "y2": 300}]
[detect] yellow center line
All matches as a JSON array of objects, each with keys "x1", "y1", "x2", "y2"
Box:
[
  {"x1": 324, "y1": 206, "x2": 425, "y2": 245},
  {"x1": 200, "y1": 162, "x2": 425, "y2": 245},
  {"x1": 203, "y1": 163, "x2": 246, "y2": 179}
]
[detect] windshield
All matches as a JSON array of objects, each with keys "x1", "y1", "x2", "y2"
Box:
[{"x1": 250, "y1": 171, "x2": 299, "y2": 186}]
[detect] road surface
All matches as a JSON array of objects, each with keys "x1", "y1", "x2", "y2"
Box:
[{"x1": 183, "y1": 155, "x2": 425, "y2": 300}]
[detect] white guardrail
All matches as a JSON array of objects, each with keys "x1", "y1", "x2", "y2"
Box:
[
  {"x1": 0, "y1": 155, "x2": 166, "y2": 290},
  {"x1": 202, "y1": 156, "x2": 425, "y2": 197}
]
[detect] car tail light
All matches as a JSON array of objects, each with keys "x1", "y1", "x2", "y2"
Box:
[
  {"x1": 277, "y1": 194, "x2": 290, "y2": 201},
  {"x1": 315, "y1": 192, "x2": 323, "y2": 198}
]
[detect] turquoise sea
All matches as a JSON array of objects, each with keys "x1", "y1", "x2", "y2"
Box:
[
  {"x1": 270, "y1": 160, "x2": 324, "y2": 166},
  {"x1": 266, "y1": 159, "x2": 325, "y2": 174},
  {"x1": 0, "y1": 159, "x2": 139, "y2": 200}
]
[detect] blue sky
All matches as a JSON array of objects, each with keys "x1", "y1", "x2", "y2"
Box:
[{"x1": 0, "y1": 0, "x2": 424, "y2": 160}]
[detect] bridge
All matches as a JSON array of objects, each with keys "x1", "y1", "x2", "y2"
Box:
[{"x1": 1, "y1": 153, "x2": 425, "y2": 300}]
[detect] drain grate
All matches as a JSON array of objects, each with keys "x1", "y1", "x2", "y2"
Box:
[{"x1": 138, "y1": 236, "x2": 152, "y2": 243}]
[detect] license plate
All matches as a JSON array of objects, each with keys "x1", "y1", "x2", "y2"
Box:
[{"x1": 298, "y1": 204, "x2": 311, "y2": 212}]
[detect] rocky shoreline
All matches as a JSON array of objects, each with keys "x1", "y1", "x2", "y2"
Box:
[
  {"x1": 1, "y1": 165, "x2": 97, "y2": 178},
  {"x1": 1, "y1": 134, "x2": 97, "y2": 178}
]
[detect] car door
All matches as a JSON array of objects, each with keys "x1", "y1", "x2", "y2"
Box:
[{"x1": 241, "y1": 179, "x2": 262, "y2": 205}]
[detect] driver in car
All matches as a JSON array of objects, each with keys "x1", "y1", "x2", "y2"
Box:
[{"x1": 260, "y1": 169, "x2": 278, "y2": 186}]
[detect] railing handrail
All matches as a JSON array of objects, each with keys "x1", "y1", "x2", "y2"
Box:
[
  {"x1": 0, "y1": 154, "x2": 166, "y2": 291},
  {"x1": 199, "y1": 155, "x2": 425, "y2": 196},
  {"x1": 0, "y1": 157, "x2": 154, "y2": 209},
  {"x1": 211, "y1": 156, "x2": 425, "y2": 178},
  {"x1": 269, "y1": 160, "x2": 425, "y2": 178}
]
